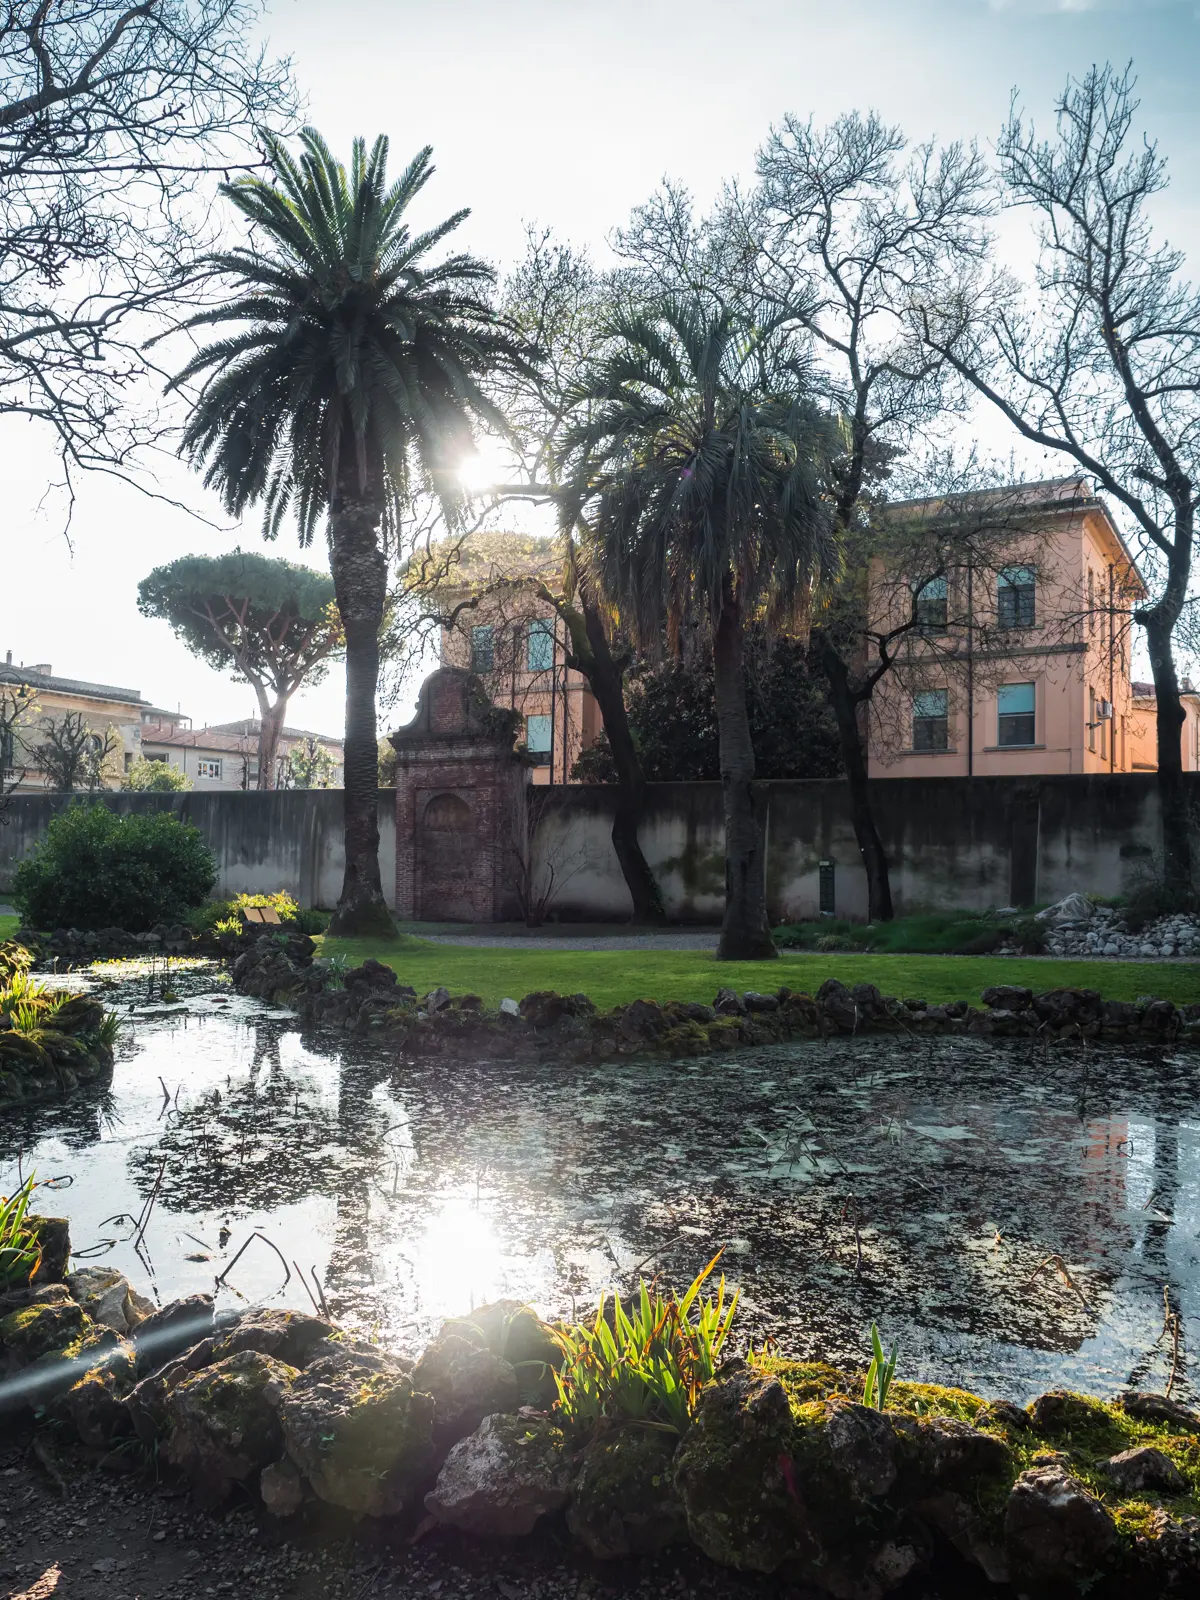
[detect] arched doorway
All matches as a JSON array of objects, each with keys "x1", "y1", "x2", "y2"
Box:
[{"x1": 418, "y1": 791, "x2": 477, "y2": 920}]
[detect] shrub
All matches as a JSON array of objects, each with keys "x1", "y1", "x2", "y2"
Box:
[
  {"x1": 552, "y1": 1255, "x2": 739, "y2": 1435},
  {"x1": 13, "y1": 803, "x2": 216, "y2": 931},
  {"x1": 122, "y1": 757, "x2": 192, "y2": 792},
  {"x1": 1120, "y1": 879, "x2": 1197, "y2": 933},
  {"x1": 0, "y1": 1175, "x2": 42, "y2": 1289},
  {"x1": 185, "y1": 890, "x2": 328, "y2": 937}
]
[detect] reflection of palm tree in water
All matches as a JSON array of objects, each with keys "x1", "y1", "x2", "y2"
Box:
[
  {"x1": 321, "y1": 1060, "x2": 383, "y2": 1317},
  {"x1": 1126, "y1": 1117, "x2": 1185, "y2": 1390},
  {"x1": 249, "y1": 1023, "x2": 283, "y2": 1080}
]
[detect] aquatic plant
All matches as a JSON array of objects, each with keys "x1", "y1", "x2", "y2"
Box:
[
  {"x1": 0, "y1": 1174, "x2": 42, "y2": 1288},
  {"x1": 553, "y1": 1253, "x2": 739, "y2": 1435},
  {"x1": 862, "y1": 1321, "x2": 898, "y2": 1410}
]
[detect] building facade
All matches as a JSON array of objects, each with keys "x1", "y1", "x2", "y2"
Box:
[
  {"x1": 866, "y1": 478, "x2": 1200, "y2": 779},
  {"x1": 139, "y1": 717, "x2": 344, "y2": 790},
  {"x1": 1, "y1": 653, "x2": 343, "y2": 792},
  {"x1": 434, "y1": 537, "x2": 602, "y2": 785},
  {"x1": 1, "y1": 654, "x2": 158, "y2": 790}
]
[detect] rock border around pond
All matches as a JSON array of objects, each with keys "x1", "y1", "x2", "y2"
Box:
[
  {"x1": 3, "y1": 1227, "x2": 1200, "y2": 1598},
  {"x1": 0, "y1": 942, "x2": 118, "y2": 1110},
  {"x1": 225, "y1": 934, "x2": 1200, "y2": 1058}
]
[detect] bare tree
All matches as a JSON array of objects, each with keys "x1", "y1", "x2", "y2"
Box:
[
  {"x1": 0, "y1": 682, "x2": 36, "y2": 818},
  {"x1": 34, "y1": 710, "x2": 118, "y2": 789},
  {"x1": 920, "y1": 66, "x2": 1200, "y2": 888},
  {"x1": 739, "y1": 114, "x2": 989, "y2": 919},
  {"x1": 0, "y1": 0, "x2": 295, "y2": 511}
]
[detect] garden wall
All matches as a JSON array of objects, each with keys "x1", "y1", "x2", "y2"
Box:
[
  {"x1": 0, "y1": 790, "x2": 395, "y2": 912},
  {"x1": 0, "y1": 773, "x2": 1192, "y2": 920},
  {"x1": 530, "y1": 773, "x2": 1195, "y2": 922}
]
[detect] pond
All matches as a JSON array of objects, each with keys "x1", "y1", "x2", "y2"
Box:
[{"x1": 5, "y1": 960, "x2": 1198, "y2": 1405}]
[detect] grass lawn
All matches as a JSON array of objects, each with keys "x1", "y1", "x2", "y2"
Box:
[
  {"x1": 0, "y1": 913, "x2": 18, "y2": 941},
  {"x1": 318, "y1": 934, "x2": 1200, "y2": 1011}
]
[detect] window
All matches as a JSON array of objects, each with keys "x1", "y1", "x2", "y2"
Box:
[
  {"x1": 470, "y1": 625, "x2": 494, "y2": 672},
  {"x1": 912, "y1": 689, "x2": 949, "y2": 751},
  {"x1": 997, "y1": 683, "x2": 1036, "y2": 747},
  {"x1": 525, "y1": 714, "x2": 552, "y2": 763},
  {"x1": 914, "y1": 575, "x2": 948, "y2": 633},
  {"x1": 1088, "y1": 687, "x2": 1096, "y2": 752},
  {"x1": 197, "y1": 758, "x2": 223, "y2": 780},
  {"x1": 997, "y1": 565, "x2": 1036, "y2": 629},
  {"x1": 526, "y1": 618, "x2": 555, "y2": 672}
]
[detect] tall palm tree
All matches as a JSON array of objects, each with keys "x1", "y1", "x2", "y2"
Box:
[
  {"x1": 559, "y1": 299, "x2": 831, "y2": 959},
  {"x1": 172, "y1": 128, "x2": 529, "y2": 935}
]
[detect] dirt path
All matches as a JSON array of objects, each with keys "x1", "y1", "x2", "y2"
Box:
[{"x1": 0, "y1": 1428, "x2": 984, "y2": 1600}]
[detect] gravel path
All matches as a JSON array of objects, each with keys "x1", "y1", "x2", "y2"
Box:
[
  {"x1": 420, "y1": 930, "x2": 721, "y2": 951},
  {"x1": 0, "y1": 1428, "x2": 981, "y2": 1600}
]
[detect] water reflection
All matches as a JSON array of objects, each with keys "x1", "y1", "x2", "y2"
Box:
[{"x1": 2, "y1": 989, "x2": 1197, "y2": 1404}]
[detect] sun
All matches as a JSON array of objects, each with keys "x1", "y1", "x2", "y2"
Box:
[{"x1": 457, "y1": 433, "x2": 514, "y2": 495}]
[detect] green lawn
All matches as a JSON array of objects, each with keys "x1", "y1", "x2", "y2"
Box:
[
  {"x1": 317, "y1": 934, "x2": 1200, "y2": 1010},
  {"x1": 5, "y1": 905, "x2": 1195, "y2": 1007}
]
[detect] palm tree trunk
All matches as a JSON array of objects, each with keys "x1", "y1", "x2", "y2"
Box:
[
  {"x1": 713, "y1": 580, "x2": 777, "y2": 961},
  {"x1": 579, "y1": 592, "x2": 666, "y2": 924},
  {"x1": 327, "y1": 494, "x2": 396, "y2": 938},
  {"x1": 820, "y1": 642, "x2": 894, "y2": 923}
]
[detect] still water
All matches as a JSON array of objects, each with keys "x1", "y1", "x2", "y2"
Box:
[{"x1": 4, "y1": 965, "x2": 1199, "y2": 1403}]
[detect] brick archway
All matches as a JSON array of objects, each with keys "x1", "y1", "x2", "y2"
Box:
[{"x1": 389, "y1": 667, "x2": 528, "y2": 924}]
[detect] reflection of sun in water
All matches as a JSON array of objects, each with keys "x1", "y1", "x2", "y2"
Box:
[{"x1": 409, "y1": 1192, "x2": 506, "y2": 1317}]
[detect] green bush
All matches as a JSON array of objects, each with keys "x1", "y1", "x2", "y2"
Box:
[
  {"x1": 185, "y1": 890, "x2": 328, "y2": 937},
  {"x1": 13, "y1": 803, "x2": 216, "y2": 932}
]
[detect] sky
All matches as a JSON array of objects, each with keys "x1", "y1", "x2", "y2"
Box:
[{"x1": 3, "y1": 0, "x2": 1200, "y2": 737}]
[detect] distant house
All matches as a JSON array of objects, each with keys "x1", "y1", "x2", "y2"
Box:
[
  {"x1": 0, "y1": 653, "x2": 158, "y2": 790},
  {"x1": 1, "y1": 651, "x2": 344, "y2": 791},
  {"x1": 140, "y1": 717, "x2": 344, "y2": 789}
]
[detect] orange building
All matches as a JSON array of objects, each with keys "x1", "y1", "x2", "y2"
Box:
[
  {"x1": 866, "y1": 478, "x2": 1200, "y2": 779},
  {"x1": 435, "y1": 536, "x2": 601, "y2": 785}
]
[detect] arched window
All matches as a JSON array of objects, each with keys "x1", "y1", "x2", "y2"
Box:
[{"x1": 423, "y1": 792, "x2": 472, "y2": 831}]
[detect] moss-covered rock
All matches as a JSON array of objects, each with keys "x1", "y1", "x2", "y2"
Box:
[
  {"x1": 411, "y1": 1330, "x2": 519, "y2": 1451},
  {"x1": 277, "y1": 1346, "x2": 436, "y2": 1517},
  {"x1": 437, "y1": 1299, "x2": 561, "y2": 1407},
  {"x1": 673, "y1": 1368, "x2": 813, "y2": 1573},
  {"x1": 425, "y1": 1413, "x2": 572, "y2": 1539},
  {"x1": 164, "y1": 1349, "x2": 298, "y2": 1506},
  {"x1": 0, "y1": 1295, "x2": 87, "y2": 1367},
  {"x1": 567, "y1": 1427, "x2": 686, "y2": 1559}
]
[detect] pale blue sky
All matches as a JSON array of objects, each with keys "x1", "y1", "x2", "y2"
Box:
[{"x1": 4, "y1": 0, "x2": 1199, "y2": 734}]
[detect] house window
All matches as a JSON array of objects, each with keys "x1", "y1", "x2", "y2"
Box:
[
  {"x1": 197, "y1": 758, "x2": 223, "y2": 780},
  {"x1": 997, "y1": 683, "x2": 1036, "y2": 747},
  {"x1": 526, "y1": 618, "x2": 555, "y2": 672},
  {"x1": 914, "y1": 575, "x2": 948, "y2": 633},
  {"x1": 997, "y1": 565, "x2": 1036, "y2": 629},
  {"x1": 525, "y1": 714, "x2": 552, "y2": 763},
  {"x1": 470, "y1": 625, "x2": 494, "y2": 672},
  {"x1": 912, "y1": 689, "x2": 949, "y2": 751}
]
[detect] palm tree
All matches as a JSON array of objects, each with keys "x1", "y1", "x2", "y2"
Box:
[
  {"x1": 172, "y1": 128, "x2": 529, "y2": 935},
  {"x1": 558, "y1": 299, "x2": 832, "y2": 959}
]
